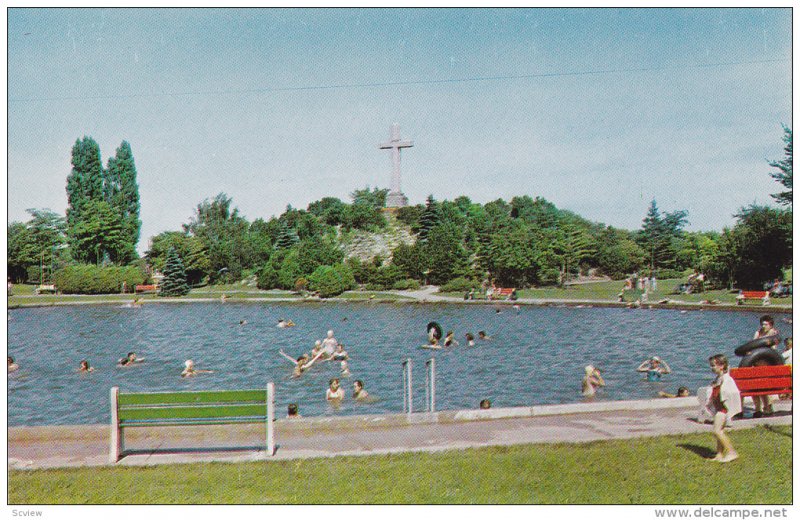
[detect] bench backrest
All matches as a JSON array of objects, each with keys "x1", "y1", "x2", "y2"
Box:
[
  {"x1": 117, "y1": 389, "x2": 268, "y2": 424},
  {"x1": 740, "y1": 291, "x2": 768, "y2": 298},
  {"x1": 730, "y1": 365, "x2": 792, "y2": 395}
]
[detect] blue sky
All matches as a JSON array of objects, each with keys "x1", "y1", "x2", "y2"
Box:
[{"x1": 7, "y1": 8, "x2": 792, "y2": 254}]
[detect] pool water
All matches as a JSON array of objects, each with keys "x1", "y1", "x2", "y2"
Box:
[{"x1": 7, "y1": 302, "x2": 789, "y2": 426}]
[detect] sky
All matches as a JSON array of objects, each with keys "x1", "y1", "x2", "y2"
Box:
[{"x1": 7, "y1": 8, "x2": 793, "y2": 255}]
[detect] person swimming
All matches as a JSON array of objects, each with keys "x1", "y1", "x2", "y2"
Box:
[
  {"x1": 7, "y1": 356, "x2": 19, "y2": 373},
  {"x1": 353, "y1": 380, "x2": 372, "y2": 401},
  {"x1": 287, "y1": 403, "x2": 301, "y2": 418},
  {"x1": 659, "y1": 386, "x2": 690, "y2": 398},
  {"x1": 118, "y1": 352, "x2": 143, "y2": 367},
  {"x1": 78, "y1": 360, "x2": 94, "y2": 372},
  {"x1": 478, "y1": 331, "x2": 491, "y2": 340},
  {"x1": 444, "y1": 331, "x2": 458, "y2": 347},
  {"x1": 181, "y1": 359, "x2": 214, "y2": 377},
  {"x1": 326, "y1": 378, "x2": 344, "y2": 402},
  {"x1": 340, "y1": 360, "x2": 351, "y2": 377},
  {"x1": 321, "y1": 330, "x2": 338, "y2": 356},
  {"x1": 636, "y1": 356, "x2": 671, "y2": 381},
  {"x1": 582, "y1": 365, "x2": 605, "y2": 397},
  {"x1": 332, "y1": 343, "x2": 349, "y2": 360},
  {"x1": 279, "y1": 348, "x2": 324, "y2": 377},
  {"x1": 465, "y1": 333, "x2": 475, "y2": 347}
]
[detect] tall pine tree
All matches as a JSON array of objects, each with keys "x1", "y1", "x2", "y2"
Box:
[
  {"x1": 105, "y1": 141, "x2": 141, "y2": 262},
  {"x1": 418, "y1": 194, "x2": 440, "y2": 241},
  {"x1": 66, "y1": 137, "x2": 104, "y2": 262},
  {"x1": 159, "y1": 247, "x2": 190, "y2": 296}
]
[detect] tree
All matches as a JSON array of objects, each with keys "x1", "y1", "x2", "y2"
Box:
[
  {"x1": 307, "y1": 197, "x2": 347, "y2": 226},
  {"x1": 296, "y1": 235, "x2": 344, "y2": 278},
  {"x1": 274, "y1": 220, "x2": 300, "y2": 250},
  {"x1": 308, "y1": 264, "x2": 355, "y2": 298},
  {"x1": 417, "y1": 195, "x2": 440, "y2": 241},
  {"x1": 555, "y1": 222, "x2": 596, "y2": 282},
  {"x1": 8, "y1": 209, "x2": 68, "y2": 283},
  {"x1": 638, "y1": 200, "x2": 688, "y2": 272},
  {"x1": 729, "y1": 205, "x2": 792, "y2": 289},
  {"x1": 769, "y1": 125, "x2": 792, "y2": 206},
  {"x1": 66, "y1": 136, "x2": 104, "y2": 260},
  {"x1": 105, "y1": 141, "x2": 141, "y2": 262},
  {"x1": 146, "y1": 231, "x2": 210, "y2": 286},
  {"x1": 422, "y1": 223, "x2": 471, "y2": 285},
  {"x1": 70, "y1": 200, "x2": 127, "y2": 265},
  {"x1": 159, "y1": 247, "x2": 190, "y2": 297}
]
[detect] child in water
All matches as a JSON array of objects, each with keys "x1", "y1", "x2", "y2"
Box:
[
  {"x1": 326, "y1": 378, "x2": 344, "y2": 402},
  {"x1": 582, "y1": 365, "x2": 605, "y2": 397},
  {"x1": 181, "y1": 359, "x2": 214, "y2": 377},
  {"x1": 78, "y1": 360, "x2": 94, "y2": 372},
  {"x1": 8, "y1": 356, "x2": 19, "y2": 373},
  {"x1": 340, "y1": 361, "x2": 351, "y2": 377}
]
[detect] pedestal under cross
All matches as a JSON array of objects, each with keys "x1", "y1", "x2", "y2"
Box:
[{"x1": 379, "y1": 123, "x2": 413, "y2": 208}]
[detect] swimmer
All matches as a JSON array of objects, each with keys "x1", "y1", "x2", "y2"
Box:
[
  {"x1": 465, "y1": 333, "x2": 475, "y2": 347},
  {"x1": 286, "y1": 320, "x2": 295, "y2": 327},
  {"x1": 479, "y1": 399, "x2": 492, "y2": 409},
  {"x1": 637, "y1": 356, "x2": 671, "y2": 381},
  {"x1": 311, "y1": 340, "x2": 324, "y2": 359},
  {"x1": 279, "y1": 348, "x2": 324, "y2": 377},
  {"x1": 181, "y1": 359, "x2": 214, "y2": 377},
  {"x1": 7, "y1": 356, "x2": 19, "y2": 373},
  {"x1": 443, "y1": 331, "x2": 458, "y2": 347},
  {"x1": 332, "y1": 343, "x2": 349, "y2": 361},
  {"x1": 340, "y1": 360, "x2": 351, "y2": 377},
  {"x1": 478, "y1": 331, "x2": 491, "y2": 340},
  {"x1": 353, "y1": 380, "x2": 371, "y2": 401},
  {"x1": 78, "y1": 360, "x2": 94, "y2": 373},
  {"x1": 326, "y1": 378, "x2": 344, "y2": 402},
  {"x1": 239, "y1": 319, "x2": 247, "y2": 326},
  {"x1": 582, "y1": 365, "x2": 605, "y2": 397},
  {"x1": 277, "y1": 319, "x2": 287, "y2": 328},
  {"x1": 287, "y1": 403, "x2": 301, "y2": 418},
  {"x1": 118, "y1": 352, "x2": 144, "y2": 367},
  {"x1": 659, "y1": 386, "x2": 690, "y2": 398},
  {"x1": 321, "y1": 330, "x2": 338, "y2": 356},
  {"x1": 512, "y1": 304, "x2": 520, "y2": 314}
]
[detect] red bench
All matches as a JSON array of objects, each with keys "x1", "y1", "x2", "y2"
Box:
[
  {"x1": 134, "y1": 284, "x2": 158, "y2": 294},
  {"x1": 736, "y1": 290, "x2": 770, "y2": 305},
  {"x1": 730, "y1": 365, "x2": 792, "y2": 398},
  {"x1": 491, "y1": 288, "x2": 515, "y2": 300}
]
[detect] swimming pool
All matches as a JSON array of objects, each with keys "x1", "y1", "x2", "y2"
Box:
[{"x1": 7, "y1": 302, "x2": 790, "y2": 426}]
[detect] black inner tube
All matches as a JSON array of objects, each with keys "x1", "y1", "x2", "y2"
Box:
[
  {"x1": 734, "y1": 335, "x2": 781, "y2": 357},
  {"x1": 738, "y1": 346, "x2": 785, "y2": 368}
]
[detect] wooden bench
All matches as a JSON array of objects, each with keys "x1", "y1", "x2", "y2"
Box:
[
  {"x1": 491, "y1": 288, "x2": 516, "y2": 300},
  {"x1": 736, "y1": 290, "x2": 770, "y2": 305},
  {"x1": 134, "y1": 284, "x2": 158, "y2": 294},
  {"x1": 730, "y1": 365, "x2": 792, "y2": 399},
  {"x1": 34, "y1": 284, "x2": 57, "y2": 294},
  {"x1": 109, "y1": 385, "x2": 275, "y2": 462}
]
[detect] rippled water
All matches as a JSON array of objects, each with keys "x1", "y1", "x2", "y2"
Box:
[{"x1": 7, "y1": 302, "x2": 790, "y2": 426}]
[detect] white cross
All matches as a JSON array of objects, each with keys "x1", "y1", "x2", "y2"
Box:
[{"x1": 379, "y1": 123, "x2": 413, "y2": 195}]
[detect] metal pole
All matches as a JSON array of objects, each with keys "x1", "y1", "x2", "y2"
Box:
[
  {"x1": 403, "y1": 358, "x2": 412, "y2": 414},
  {"x1": 266, "y1": 382, "x2": 275, "y2": 456},
  {"x1": 427, "y1": 357, "x2": 436, "y2": 412}
]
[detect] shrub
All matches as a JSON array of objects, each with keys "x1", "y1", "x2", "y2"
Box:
[
  {"x1": 294, "y1": 277, "x2": 308, "y2": 293},
  {"x1": 392, "y1": 279, "x2": 421, "y2": 290},
  {"x1": 256, "y1": 263, "x2": 278, "y2": 290},
  {"x1": 308, "y1": 264, "x2": 355, "y2": 298},
  {"x1": 53, "y1": 265, "x2": 145, "y2": 294},
  {"x1": 439, "y1": 277, "x2": 480, "y2": 293}
]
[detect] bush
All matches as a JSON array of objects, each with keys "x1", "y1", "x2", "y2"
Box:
[
  {"x1": 653, "y1": 269, "x2": 686, "y2": 280},
  {"x1": 53, "y1": 265, "x2": 145, "y2": 294},
  {"x1": 308, "y1": 264, "x2": 355, "y2": 298},
  {"x1": 257, "y1": 263, "x2": 278, "y2": 290},
  {"x1": 392, "y1": 279, "x2": 421, "y2": 290},
  {"x1": 538, "y1": 268, "x2": 561, "y2": 287},
  {"x1": 439, "y1": 277, "x2": 480, "y2": 293},
  {"x1": 294, "y1": 277, "x2": 308, "y2": 293}
]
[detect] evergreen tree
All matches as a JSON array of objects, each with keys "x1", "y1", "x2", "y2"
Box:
[
  {"x1": 159, "y1": 247, "x2": 190, "y2": 297},
  {"x1": 66, "y1": 136, "x2": 104, "y2": 259},
  {"x1": 275, "y1": 220, "x2": 300, "y2": 249},
  {"x1": 105, "y1": 141, "x2": 141, "y2": 262},
  {"x1": 418, "y1": 195, "x2": 441, "y2": 241},
  {"x1": 769, "y1": 125, "x2": 792, "y2": 206}
]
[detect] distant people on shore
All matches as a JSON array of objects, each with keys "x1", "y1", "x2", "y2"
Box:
[
  {"x1": 7, "y1": 356, "x2": 19, "y2": 373},
  {"x1": 636, "y1": 356, "x2": 671, "y2": 381},
  {"x1": 181, "y1": 359, "x2": 213, "y2": 377},
  {"x1": 78, "y1": 360, "x2": 94, "y2": 373},
  {"x1": 659, "y1": 386, "x2": 690, "y2": 398},
  {"x1": 582, "y1": 365, "x2": 605, "y2": 397}
]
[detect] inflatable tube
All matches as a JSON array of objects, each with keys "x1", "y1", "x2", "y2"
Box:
[
  {"x1": 738, "y1": 346, "x2": 785, "y2": 368},
  {"x1": 420, "y1": 344, "x2": 443, "y2": 350},
  {"x1": 426, "y1": 321, "x2": 443, "y2": 340},
  {"x1": 734, "y1": 335, "x2": 781, "y2": 356}
]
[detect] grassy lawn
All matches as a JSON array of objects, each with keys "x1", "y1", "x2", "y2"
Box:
[{"x1": 8, "y1": 425, "x2": 791, "y2": 504}]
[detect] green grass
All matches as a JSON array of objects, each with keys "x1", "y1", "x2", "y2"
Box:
[
  {"x1": 8, "y1": 425, "x2": 791, "y2": 504},
  {"x1": 338, "y1": 291, "x2": 415, "y2": 301}
]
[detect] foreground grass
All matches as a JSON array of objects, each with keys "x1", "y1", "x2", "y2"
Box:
[{"x1": 9, "y1": 425, "x2": 791, "y2": 504}]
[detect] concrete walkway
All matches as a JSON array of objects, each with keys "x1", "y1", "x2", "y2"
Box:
[{"x1": 8, "y1": 398, "x2": 791, "y2": 470}]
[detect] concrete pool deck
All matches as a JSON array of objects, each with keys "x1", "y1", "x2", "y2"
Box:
[{"x1": 8, "y1": 397, "x2": 792, "y2": 470}]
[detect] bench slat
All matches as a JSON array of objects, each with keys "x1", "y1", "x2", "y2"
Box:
[
  {"x1": 119, "y1": 389, "x2": 265, "y2": 406},
  {"x1": 730, "y1": 365, "x2": 791, "y2": 378},
  {"x1": 733, "y1": 377, "x2": 792, "y2": 391},
  {"x1": 119, "y1": 403, "x2": 266, "y2": 421},
  {"x1": 120, "y1": 417, "x2": 266, "y2": 427}
]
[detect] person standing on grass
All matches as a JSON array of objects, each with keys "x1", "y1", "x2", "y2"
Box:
[{"x1": 707, "y1": 354, "x2": 741, "y2": 463}]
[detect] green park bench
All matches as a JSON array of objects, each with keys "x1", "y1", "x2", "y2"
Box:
[{"x1": 109, "y1": 384, "x2": 275, "y2": 462}]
